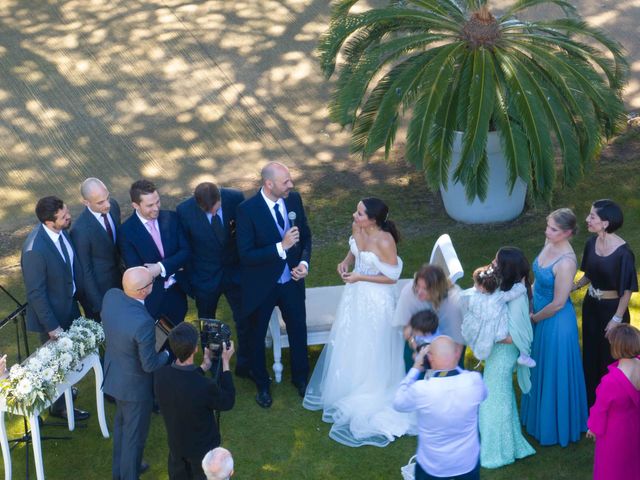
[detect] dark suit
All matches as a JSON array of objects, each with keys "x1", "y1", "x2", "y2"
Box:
[
  {"x1": 21, "y1": 225, "x2": 81, "y2": 334},
  {"x1": 118, "y1": 210, "x2": 189, "y2": 325},
  {"x1": 102, "y1": 288, "x2": 169, "y2": 480},
  {"x1": 154, "y1": 366, "x2": 235, "y2": 480},
  {"x1": 236, "y1": 190, "x2": 311, "y2": 389},
  {"x1": 70, "y1": 199, "x2": 122, "y2": 320},
  {"x1": 176, "y1": 189, "x2": 249, "y2": 369}
]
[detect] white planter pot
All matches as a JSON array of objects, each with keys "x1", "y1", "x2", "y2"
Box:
[{"x1": 439, "y1": 131, "x2": 527, "y2": 223}]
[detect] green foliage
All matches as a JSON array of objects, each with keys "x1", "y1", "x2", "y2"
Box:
[{"x1": 318, "y1": 0, "x2": 628, "y2": 202}]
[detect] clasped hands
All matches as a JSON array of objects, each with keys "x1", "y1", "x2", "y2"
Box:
[{"x1": 337, "y1": 260, "x2": 359, "y2": 284}]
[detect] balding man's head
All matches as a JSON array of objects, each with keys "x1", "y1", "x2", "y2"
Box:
[
  {"x1": 428, "y1": 336, "x2": 461, "y2": 370},
  {"x1": 261, "y1": 162, "x2": 293, "y2": 201},
  {"x1": 122, "y1": 267, "x2": 153, "y2": 300},
  {"x1": 81, "y1": 178, "x2": 111, "y2": 215},
  {"x1": 202, "y1": 447, "x2": 234, "y2": 480}
]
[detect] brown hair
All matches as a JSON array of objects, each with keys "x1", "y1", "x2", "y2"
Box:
[
  {"x1": 414, "y1": 264, "x2": 451, "y2": 310},
  {"x1": 547, "y1": 208, "x2": 578, "y2": 236},
  {"x1": 609, "y1": 324, "x2": 640, "y2": 360},
  {"x1": 473, "y1": 265, "x2": 500, "y2": 294}
]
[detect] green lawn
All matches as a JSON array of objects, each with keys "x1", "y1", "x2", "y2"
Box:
[{"x1": 0, "y1": 129, "x2": 639, "y2": 479}]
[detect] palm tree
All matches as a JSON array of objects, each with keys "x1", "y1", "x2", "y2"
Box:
[{"x1": 319, "y1": 0, "x2": 628, "y2": 202}]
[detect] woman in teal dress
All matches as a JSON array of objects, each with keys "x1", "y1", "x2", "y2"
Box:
[
  {"x1": 521, "y1": 208, "x2": 588, "y2": 446},
  {"x1": 479, "y1": 247, "x2": 535, "y2": 468}
]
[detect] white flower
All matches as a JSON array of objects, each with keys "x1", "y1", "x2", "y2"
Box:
[
  {"x1": 28, "y1": 358, "x2": 43, "y2": 371},
  {"x1": 37, "y1": 348, "x2": 53, "y2": 363},
  {"x1": 57, "y1": 337, "x2": 73, "y2": 351},
  {"x1": 58, "y1": 353, "x2": 73, "y2": 370},
  {"x1": 16, "y1": 379, "x2": 33, "y2": 396},
  {"x1": 41, "y1": 368, "x2": 55, "y2": 382}
]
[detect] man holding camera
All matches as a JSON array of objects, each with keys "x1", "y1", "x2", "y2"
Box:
[
  {"x1": 393, "y1": 336, "x2": 487, "y2": 480},
  {"x1": 154, "y1": 322, "x2": 236, "y2": 480}
]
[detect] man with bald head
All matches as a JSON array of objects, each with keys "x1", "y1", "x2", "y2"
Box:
[
  {"x1": 236, "y1": 162, "x2": 312, "y2": 407},
  {"x1": 393, "y1": 336, "x2": 487, "y2": 480},
  {"x1": 102, "y1": 267, "x2": 170, "y2": 479},
  {"x1": 71, "y1": 177, "x2": 121, "y2": 321}
]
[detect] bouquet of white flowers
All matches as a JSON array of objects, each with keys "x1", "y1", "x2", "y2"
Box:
[{"x1": 0, "y1": 317, "x2": 105, "y2": 416}]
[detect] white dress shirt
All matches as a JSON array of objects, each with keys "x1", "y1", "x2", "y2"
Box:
[
  {"x1": 42, "y1": 224, "x2": 76, "y2": 295},
  {"x1": 393, "y1": 367, "x2": 487, "y2": 477},
  {"x1": 89, "y1": 208, "x2": 116, "y2": 240}
]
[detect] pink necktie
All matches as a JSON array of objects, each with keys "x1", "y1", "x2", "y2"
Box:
[{"x1": 147, "y1": 221, "x2": 165, "y2": 258}]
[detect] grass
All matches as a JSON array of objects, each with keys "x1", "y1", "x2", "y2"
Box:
[{"x1": 0, "y1": 131, "x2": 639, "y2": 479}]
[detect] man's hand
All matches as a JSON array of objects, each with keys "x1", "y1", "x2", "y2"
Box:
[
  {"x1": 412, "y1": 346, "x2": 429, "y2": 372},
  {"x1": 221, "y1": 341, "x2": 235, "y2": 371},
  {"x1": 200, "y1": 347, "x2": 213, "y2": 372},
  {"x1": 144, "y1": 263, "x2": 162, "y2": 278},
  {"x1": 282, "y1": 227, "x2": 300, "y2": 250},
  {"x1": 48, "y1": 327, "x2": 63, "y2": 340},
  {"x1": 291, "y1": 263, "x2": 308, "y2": 281}
]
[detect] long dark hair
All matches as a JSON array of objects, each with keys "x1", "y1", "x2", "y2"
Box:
[
  {"x1": 495, "y1": 246, "x2": 532, "y2": 300},
  {"x1": 362, "y1": 197, "x2": 400, "y2": 244}
]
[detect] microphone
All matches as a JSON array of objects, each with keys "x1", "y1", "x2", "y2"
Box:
[{"x1": 288, "y1": 211, "x2": 297, "y2": 228}]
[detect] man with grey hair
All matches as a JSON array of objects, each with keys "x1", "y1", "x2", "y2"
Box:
[
  {"x1": 71, "y1": 177, "x2": 121, "y2": 321},
  {"x1": 236, "y1": 162, "x2": 312, "y2": 408},
  {"x1": 202, "y1": 448, "x2": 234, "y2": 480},
  {"x1": 393, "y1": 336, "x2": 487, "y2": 480}
]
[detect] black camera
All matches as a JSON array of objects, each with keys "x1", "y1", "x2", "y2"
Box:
[{"x1": 199, "y1": 318, "x2": 231, "y2": 363}]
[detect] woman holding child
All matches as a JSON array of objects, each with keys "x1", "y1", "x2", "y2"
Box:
[{"x1": 521, "y1": 208, "x2": 588, "y2": 446}]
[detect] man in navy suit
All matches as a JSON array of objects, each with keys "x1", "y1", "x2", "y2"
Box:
[
  {"x1": 177, "y1": 182, "x2": 250, "y2": 374},
  {"x1": 71, "y1": 178, "x2": 122, "y2": 321},
  {"x1": 21, "y1": 196, "x2": 89, "y2": 420},
  {"x1": 236, "y1": 162, "x2": 312, "y2": 408},
  {"x1": 118, "y1": 180, "x2": 189, "y2": 325},
  {"x1": 102, "y1": 267, "x2": 170, "y2": 480}
]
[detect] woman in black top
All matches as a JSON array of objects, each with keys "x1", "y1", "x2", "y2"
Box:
[{"x1": 573, "y1": 199, "x2": 638, "y2": 406}]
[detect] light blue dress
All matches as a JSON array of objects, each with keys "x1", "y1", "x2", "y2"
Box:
[
  {"x1": 521, "y1": 256, "x2": 588, "y2": 446},
  {"x1": 479, "y1": 295, "x2": 535, "y2": 468}
]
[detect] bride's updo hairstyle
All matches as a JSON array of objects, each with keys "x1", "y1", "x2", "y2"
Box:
[
  {"x1": 548, "y1": 208, "x2": 578, "y2": 236},
  {"x1": 362, "y1": 197, "x2": 400, "y2": 244}
]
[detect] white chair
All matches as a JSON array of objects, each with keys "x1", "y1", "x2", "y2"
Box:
[
  {"x1": 265, "y1": 234, "x2": 463, "y2": 382},
  {"x1": 429, "y1": 233, "x2": 464, "y2": 284}
]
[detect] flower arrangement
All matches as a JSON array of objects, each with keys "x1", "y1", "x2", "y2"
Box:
[{"x1": 0, "y1": 317, "x2": 104, "y2": 416}]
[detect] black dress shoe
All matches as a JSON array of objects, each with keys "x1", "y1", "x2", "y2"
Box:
[
  {"x1": 294, "y1": 382, "x2": 308, "y2": 398},
  {"x1": 49, "y1": 408, "x2": 90, "y2": 421},
  {"x1": 139, "y1": 460, "x2": 150, "y2": 475},
  {"x1": 255, "y1": 389, "x2": 273, "y2": 408}
]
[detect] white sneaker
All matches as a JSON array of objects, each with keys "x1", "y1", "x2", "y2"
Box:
[{"x1": 517, "y1": 354, "x2": 536, "y2": 368}]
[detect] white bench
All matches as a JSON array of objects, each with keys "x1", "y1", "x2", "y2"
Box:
[{"x1": 265, "y1": 234, "x2": 464, "y2": 382}]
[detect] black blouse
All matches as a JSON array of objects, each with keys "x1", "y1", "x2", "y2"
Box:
[{"x1": 580, "y1": 236, "x2": 638, "y2": 296}]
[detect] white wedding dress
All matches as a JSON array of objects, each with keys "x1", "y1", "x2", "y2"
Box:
[{"x1": 303, "y1": 237, "x2": 416, "y2": 447}]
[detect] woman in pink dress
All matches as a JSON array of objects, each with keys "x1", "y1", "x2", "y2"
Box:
[{"x1": 587, "y1": 323, "x2": 640, "y2": 480}]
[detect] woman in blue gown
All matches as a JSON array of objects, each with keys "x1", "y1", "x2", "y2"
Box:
[{"x1": 521, "y1": 208, "x2": 588, "y2": 446}]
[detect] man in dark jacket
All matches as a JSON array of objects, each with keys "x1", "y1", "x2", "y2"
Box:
[{"x1": 154, "y1": 322, "x2": 236, "y2": 480}]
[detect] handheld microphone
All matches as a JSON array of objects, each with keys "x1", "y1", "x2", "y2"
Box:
[{"x1": 287, "y1": 211, "x2": 297, "y2": 228}]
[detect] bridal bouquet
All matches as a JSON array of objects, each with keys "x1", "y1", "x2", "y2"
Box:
[{"x1": 0, "y1": 317, "x2": 104, "y2": 416}]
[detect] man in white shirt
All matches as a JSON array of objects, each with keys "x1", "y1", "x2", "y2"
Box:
[
  {"x1": 21, "y1": 195, "x2": 89, "y2": 420},
  {"x1": 71, "y1": 178, "x2": 122, "y2": 321},
  {"x1": 393, "y1": 336, "x2": 487, "y2": 480}
]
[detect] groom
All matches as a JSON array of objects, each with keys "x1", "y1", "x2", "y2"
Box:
[{"x1": 236, "y1": 162, "x2": 312, "y2": 408}]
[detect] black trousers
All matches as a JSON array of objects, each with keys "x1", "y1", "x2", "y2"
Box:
[
  {"x1": 194, "y1": 277, "x2": 249, "y2": 371},
  {"x1": 248, "y1": 280, "x2": 309, "y2": 389},
  {"x1": 168, "y1": 452, "x2": 207, "y2": 480}
]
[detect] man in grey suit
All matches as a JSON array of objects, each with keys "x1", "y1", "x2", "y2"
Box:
[
  {"x1": 71, "y1": 178, "x2": 122, "y2": 321},
  {"x1": 21, "y1": 195, "x2": 89, "y2": 421},
  {"x1": 102, "y1": 267, "x2": 170, "y2": 480}
]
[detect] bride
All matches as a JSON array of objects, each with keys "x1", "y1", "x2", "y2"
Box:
[{"x1": 303, "y1": 197, "x2": 416, "y2": 447}]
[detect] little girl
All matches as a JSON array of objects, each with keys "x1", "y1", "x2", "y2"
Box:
[
  {"x1": 587, "y1": 324, "x2": 640, "y2": 480},
  {"x1": 461, "y1": 265, "x2": 536, "y2": 366}
]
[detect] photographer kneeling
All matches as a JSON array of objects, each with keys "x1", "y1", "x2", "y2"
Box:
[{"x1": 154, "y1": 322, "x2": 236, "y2": 480}]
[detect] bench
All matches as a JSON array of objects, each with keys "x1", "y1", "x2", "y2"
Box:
[{"x1": 265, "y1": 234, "x2": 464, "y2": 383}]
